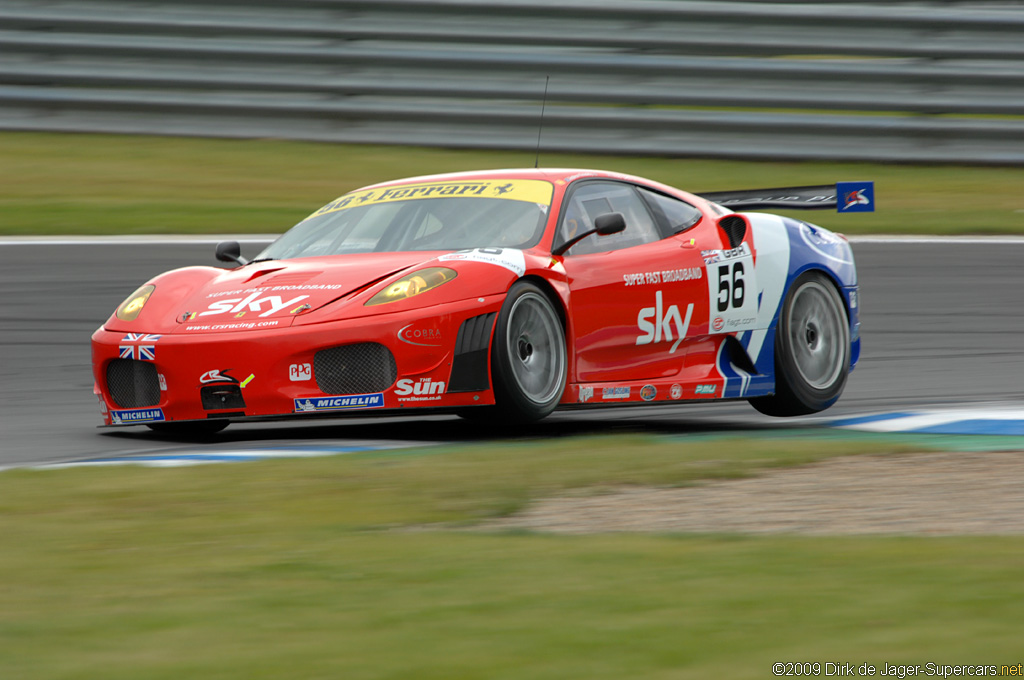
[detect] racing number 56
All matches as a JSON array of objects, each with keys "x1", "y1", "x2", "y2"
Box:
[{"x1": 717, "y1": 263, "x2": 745, "y2": 312}]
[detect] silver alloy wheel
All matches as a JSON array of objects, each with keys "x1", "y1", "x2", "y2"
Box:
[
  {"x1": 504, "y1": 291, "x2": 565, "y2": 404},
  {"x1": 786, "y1": 280, "x2": 849, "y2": 390}
]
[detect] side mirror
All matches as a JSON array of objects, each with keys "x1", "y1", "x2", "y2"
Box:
[
  {"x1": 552, "y1": 212, "x2": 627, "y2": 257},
  {"x1": 215, "y1": 240, "x2": 248, "y2": 267},
  {"x1": 594, "y1": 212, "x2": 626, "y2": 236}
]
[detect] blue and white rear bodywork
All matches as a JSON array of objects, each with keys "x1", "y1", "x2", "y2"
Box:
[{"x1": 701, "y1": 182, "x2": 868, "y2": 402}]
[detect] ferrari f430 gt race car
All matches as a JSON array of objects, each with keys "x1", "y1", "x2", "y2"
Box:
[{"x1": 92, "y1": 169, "x2": 870, "y2": 434}]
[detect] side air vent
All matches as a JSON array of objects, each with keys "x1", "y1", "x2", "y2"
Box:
[
  {"x1": 718, "y1": 215, "x2": 747, "y2": 248},
  {"x1": 314, "y1": 342, "x2": 398, "y2": 395},
  {"x1": 723, "y1": 335, "x2": 759, "y2": 376},
  {"x1": 106, "y1": 359, "x2": 161, "y2": 408},
  {"x1": 448, "y1": 312, "x2": 496, "y2": 393}
]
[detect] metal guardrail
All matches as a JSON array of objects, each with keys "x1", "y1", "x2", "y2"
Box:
[{"x1": 2, "y1": 0, "x2": 1024, "y2": 163}]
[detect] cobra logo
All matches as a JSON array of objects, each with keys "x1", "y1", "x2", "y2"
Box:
[{"x1": 398, "y1": 323, "x2": 442, "y2": 347}]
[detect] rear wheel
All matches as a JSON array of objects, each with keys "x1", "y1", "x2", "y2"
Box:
[
  {"x1": 490, "y1": 281, "x2": 567, "y2": 423},
  {"x1": 749, "y1": 272, "x2": 850, "y2": 417}
]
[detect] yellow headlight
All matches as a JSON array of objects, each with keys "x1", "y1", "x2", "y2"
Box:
[
  {"x1": 115, "y1": 284, "x2": 155, "y2": 321},
  {"x1": 366, "y1": 268, "x2": 457, "y2": 306}
]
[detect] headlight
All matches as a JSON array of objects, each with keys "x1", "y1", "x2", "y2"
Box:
[
  {"x1": 115, "y1": 284, "x2": 155, "y2": 321},
  {"x1": 365, "y1": 268, "x2": 457, "y2": 306}
]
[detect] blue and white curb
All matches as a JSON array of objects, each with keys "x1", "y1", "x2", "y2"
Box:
[
  {"x1": 828, "y1": 406, "x2": 1024, "y2": 436},
  {"x1": 26, "y1": 441, "x2": 430, "y2": 470}
]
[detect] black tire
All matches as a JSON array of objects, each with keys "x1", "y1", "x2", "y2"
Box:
[
  {"x1": 749, "y1": 272, "x2": 850, "y2": 417},
  {"x1": 490, "y1": 281, "x2": 567, "y2": 423},
  {"x1": 147, "y1": 420, "x2": 230, "y2": 437}
]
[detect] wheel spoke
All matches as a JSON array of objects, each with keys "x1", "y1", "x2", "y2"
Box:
[
  {"x1": 505, "y1": 293, "x2": 565, "y2": 404},
  {"x1": 788, "y1": 281, "x2": 847, "y2": 390}
]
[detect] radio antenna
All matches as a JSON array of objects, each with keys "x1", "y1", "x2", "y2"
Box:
[{"x1": 534, "y1": 76, "x2": 550, "y2": 169}]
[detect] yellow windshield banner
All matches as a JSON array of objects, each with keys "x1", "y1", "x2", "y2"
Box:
[{"x1": 312, "y1": 179, "x2": 554, "y2": 217}]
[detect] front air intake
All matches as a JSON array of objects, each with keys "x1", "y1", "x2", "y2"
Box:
[
  {"x1": 201, "y1": 384, "x2": 246, "y2": 410},
  {"x1": 106, "y1": 359, "x2": 161, "y2": 408},
  {"x1": 314, "y1": 343, "x2": 397, "y2": 395}
]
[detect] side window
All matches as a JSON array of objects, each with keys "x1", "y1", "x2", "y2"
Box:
[
  {"x1": 637, "y1": 187, "x2": 703, "y2": 234},
  {"x1": 557, "y1": 182, "x2": 661, "y2": 255}
]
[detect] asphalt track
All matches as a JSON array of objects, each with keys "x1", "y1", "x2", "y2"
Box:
[{"x1": 2, "y1": 239, "x2": 1023, "y2": 467}]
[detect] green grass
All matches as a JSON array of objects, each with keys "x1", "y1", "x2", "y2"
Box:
[
  {"x1": 2, "y1": 434, "x2": 1021, "y2": 678},
  {"x1": 3, "y1": 131, "x2": 1024, "y2": 236}
]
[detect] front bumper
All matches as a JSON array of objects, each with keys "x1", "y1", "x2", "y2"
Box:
[{"x1": 92, "y1": 295, "x2": 504, "y2": 426}]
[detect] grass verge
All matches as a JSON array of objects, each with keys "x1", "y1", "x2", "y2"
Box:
[
  {"x1": 4, "y1": 131, "x2": 1024, "y2": 236},
  {"x1": 2, "y1": 434, "x2": 1021, "y2": 678}
]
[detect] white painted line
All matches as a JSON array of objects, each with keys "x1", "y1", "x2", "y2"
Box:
[
  {"x1": 840, "y1": 413, "x2": 971, "y2": 433},
  {"x1": 0, "y1": 235, "x2": 278, "y2": 245},
  {"x1": 827, "y1": 404, "x2": 1024, "y2": 435},
  {"x1": 2, "y1": 235, "x2": 1024, "y2": 246},
  {"x1": 18, "y1": 440, "x2": 434, "y2": 470},
  {"x1": 41, "y1": 460, "x2": 205, "y2": 469},
  {"x1": 843, "y1": 236, "x2": 1024, "y2": 244}
]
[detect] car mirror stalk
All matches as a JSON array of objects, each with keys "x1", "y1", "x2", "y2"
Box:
[{"x1": 551, "y1": 212, "x2": 626, "y2": 257}]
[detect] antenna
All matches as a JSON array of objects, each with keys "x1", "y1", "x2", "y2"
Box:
[{"x1": 534, "y1": 76, "x2": 550, "y2": 169}]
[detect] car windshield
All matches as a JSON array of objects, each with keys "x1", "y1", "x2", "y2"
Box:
[{"x1": 256, "y1": 179, "x2": 553, "y2": 261}]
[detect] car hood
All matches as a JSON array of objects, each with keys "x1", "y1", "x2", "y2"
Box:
[
  {"x1": 105, "y1": 248, "x2": 542, "y2": 335},
  {"x1": 98, "y1": 252, "x2": 446, "y2": 335},
  {"x1": 175, "y1": 253, "x2": 441, "y2": 331}
]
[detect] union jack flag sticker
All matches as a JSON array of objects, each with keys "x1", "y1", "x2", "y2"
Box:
[{"x1": 119, "y1": 333, "x2": 162, "y2": 361}]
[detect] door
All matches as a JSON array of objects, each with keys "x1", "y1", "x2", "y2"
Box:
[{"x1": 559, "y1": 181, "x2": 723, "y2": 383}]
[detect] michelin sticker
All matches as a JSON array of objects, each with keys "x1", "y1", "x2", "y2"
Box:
[
  {"x1": 294, "y1": 393, "x2": 384, "y2": 412},
  {"x1": 438, "y1": 248, "x2": 526, "y2": 276},
  {"x1": 110, "y1": 408, "x2": 165, "y2": 424}
]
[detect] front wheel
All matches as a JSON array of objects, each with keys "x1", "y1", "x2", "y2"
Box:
[
  {"x1": 749, "y1": 272, "x2": 850, "y2": 417},
  {"x1": 490, "y1": 281, "x2": 567, "y2": 423}
]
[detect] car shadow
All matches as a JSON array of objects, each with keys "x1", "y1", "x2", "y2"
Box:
[{"x1": 97, "y1": 407, "x2": 790, "y2": 447}]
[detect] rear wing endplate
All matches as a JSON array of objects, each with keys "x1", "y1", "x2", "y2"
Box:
[{"x1": 698, "y1": 181, "x2": 874, "y2": 213}]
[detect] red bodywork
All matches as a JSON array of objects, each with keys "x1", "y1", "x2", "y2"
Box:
[{"x1": 92, "y1": 168, "x2": 846, "y2": 426}]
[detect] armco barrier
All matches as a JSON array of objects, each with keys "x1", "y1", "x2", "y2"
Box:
[{"x1": 1, "y1": 0, "x2": 1023, "y2": 163}]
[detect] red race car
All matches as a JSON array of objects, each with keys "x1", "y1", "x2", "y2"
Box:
[{"x1": 92, "y1": 168, "x2": 865, "y2": 434}]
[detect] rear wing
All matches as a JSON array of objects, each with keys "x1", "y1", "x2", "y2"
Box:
[{"x1": 698, "y1": 181, "x2": 874, "y2": 213}]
